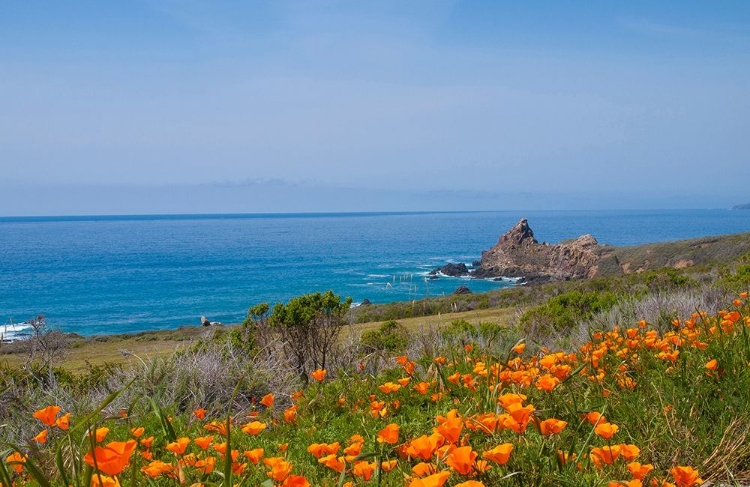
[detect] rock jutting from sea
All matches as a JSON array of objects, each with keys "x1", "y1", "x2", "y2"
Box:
[{"x1": 471, "y1": 218, "x2": 602, "y2": 283}]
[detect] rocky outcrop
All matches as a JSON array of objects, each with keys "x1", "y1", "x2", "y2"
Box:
[
  {"x1": 452, "y1": 285, "x2": 472, "y2": 295},
  {"x1": 429, "y1": 262, "x2": 469, "y2": 277},
  {"x1": 473, "y1": 218, "x2": 603, "y2": 281}
]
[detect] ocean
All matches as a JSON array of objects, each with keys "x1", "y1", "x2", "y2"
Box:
[{"x1": 2, "y1": 210, "x2": 749, "y2": 338}]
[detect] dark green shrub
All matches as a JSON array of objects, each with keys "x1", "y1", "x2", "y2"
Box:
[
  {"x1": 360, "y1": 320, "x2": 408, "y2": 354},
  {"x1": 519, "y1": 290, "x2": 618, "y2": 337}
]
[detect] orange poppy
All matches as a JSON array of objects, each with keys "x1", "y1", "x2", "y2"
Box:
[
  {"x1": 590, "y1": 445, "x2": 621, "y2": 468},
  {"x1": 406, "y1": 434, "x2": 442, "y2": 461},
  {"x1": 260, "y1": 393, "x2": 275, "y2": 407},
  {"x1": 318, "y1": 454, "x2": 345, "y2": 473},
  {"x1": 412, "y1": 462, "x2": 436, "y2": 477},
  {"x1": 5, "y1": 452, "x2": 26, "y2": 474},
  {"x1": 283, "y1": 405, "x2": 298, "y2": 424},
  {"x1": 310, "y1": 369, "x2": 327, "y2": 382},
  {"x1": 537, "y1": 418, "x2": 568, "y2": 436},
  {"x1": 582, "y1": 411, "x2": 606, "y2": 425},
  {"x1": 408, "y1": 470, "x2": 450, "y2": 487},
  {"x1": 88, "y1": 427, "x2": 109, "y2": 443},
  {"x1": 32, "y1": 405, "x2": 61, "y2": 426},
  {"x1": 194, "y1": 456, "x2": 216, "y2": 474},
  {"x1": 84, "y1": 439, "x2": 138, "y2": 476},
  {"x1": 535, "y1": 374, "x2": 560, "y2": 392},
  {"x1": 377, "y1": 423, "x2": 400, "y2": 444},
  {"x1": 445, "y1": 445, "x2": 477, "y2": 475},
  {"x1": 193, "y1": 408, "x2": 207, "y2": 420},
  {"x1": 194, "y1": 436, "x2": 214, "y2": 450},
  {"x1": 166, "y1": 437, "x2": 191, "y2": 455},
  {"x1": 244, "y1": 448, "x2": 264, "y2": 464},
  {"x1": 594, "y1": 422, "x2": 619, "y2": 440},
  {"x1": 436, "y1": 413, "x2": 463, "y2": 444},
  {"x1": 378, "y1": 382, "x2": 402, "y2": 394},
  {"x1": 670, "y1": 466, "x2": 702, "y2": 487},
  {"x1": 482, "y1": 443, "x2": 513, "y2": 465},
  {"x1": 281, "y1": 475, "x2": 311, "y2": 487},
  {"x1": 352, "y1": 460, "x2": 377, "y2": 480},
  {"x1": 241, "y1": 421, "x2": 267, "y2": 435},
  {"x1": 90, "y1": 474, "x2": 121, "y2": 487},
  {"x1": 456, "y1": 482, "x2": 486, "y2": 487},
  {"x1": 266, "y1": 458, "x2": 293, "y2": 482},
  {"x1": 140, "y1": 460, "x2": 173, "y2": 478},
  {"x1": 619, "y1": 444, "x2": 640, "y2": 461},
  {"x1": 33, "y1": 429, "x2": 48, "y2": 444},
  {"x1": 55, "y1": 412, "x2": 71, "y2": 431},
  {"x1": 413, "y1": 382, "x2": 431, "y2": 395},
  {"x1": 627, "y1": 461, "x2": 654, "y2": 480}
]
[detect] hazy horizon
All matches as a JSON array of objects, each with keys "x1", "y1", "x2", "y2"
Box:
[{"x1": 2, "y1": 1, "x2": 748, "y2": 215}]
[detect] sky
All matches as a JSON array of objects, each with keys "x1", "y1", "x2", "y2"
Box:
[{"x1": 1, "y1": 1, "x2": 749, "y2": 215}]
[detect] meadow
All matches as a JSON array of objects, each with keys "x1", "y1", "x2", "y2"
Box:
[{"x1": 1, "y1": 261, "x2": 749, "y2": 486}]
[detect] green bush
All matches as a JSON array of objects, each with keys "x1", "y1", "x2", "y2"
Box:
[
  {"x1": 360, "y1": 320, "x2": 408, "y2": 354},
  {"x1": 520, "y1": 289, "x2": 618, "y2": 337}
]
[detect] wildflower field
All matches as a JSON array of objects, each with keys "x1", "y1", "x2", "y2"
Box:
[{"x1": 3, "y1": 293, "x2": 750, "y2": 487}]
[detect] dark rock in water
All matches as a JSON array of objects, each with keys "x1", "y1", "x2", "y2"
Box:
[
  {"x1": 361, "y1": 299, "x2": 372, "y2": 306},
  {"x1": 200, "y1": 316, "x2": 211, "y2": 327},
  {"x1": 428, "y1": 275, "x2": 439, "y2": 280},
  {"x1": 472, "y1": 260, "x2": 481, "y2": 267},
  {"x1": 732, "y1": 203, "x2": 750, "y2": 210},
  {"x1": 433, "y1": 262, "x2": 470, "y2": 277},
  {"x1": 452, "y1": 285, "x2": 472, "y2": 295}
]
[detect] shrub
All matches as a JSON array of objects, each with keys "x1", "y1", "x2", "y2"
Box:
[
  {"x1": 519, "y1": 289, "x2": 618, "y2": 339},
  {"x1": 360, "y1": 320, "x2": 408, "y2": 354}
]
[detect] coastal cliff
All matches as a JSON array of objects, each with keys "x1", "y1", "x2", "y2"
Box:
[{"x1": 473, "y1": 218, "x2": 750, "y2": 282}]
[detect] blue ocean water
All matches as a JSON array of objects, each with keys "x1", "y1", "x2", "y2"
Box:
[{"x1": 1, "y1": 210, "x2": 749, "y2": 337}]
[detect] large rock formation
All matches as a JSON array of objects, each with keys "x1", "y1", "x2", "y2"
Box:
[{"x1": 473, "y1": 218, "x2": 602, "y2": 281}]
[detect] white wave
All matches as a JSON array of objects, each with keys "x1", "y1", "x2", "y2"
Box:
[{"x1": 1, "y1": 322, "x2": 34, "y2": 342}]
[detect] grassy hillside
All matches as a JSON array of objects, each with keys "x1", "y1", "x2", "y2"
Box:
[{"x1": 598, "y1": 232, "x2": 750, "y2": 276}]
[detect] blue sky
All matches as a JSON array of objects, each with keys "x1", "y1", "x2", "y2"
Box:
[{"x1": 1, "y1": 1, "x2": 749, "y2": 214}]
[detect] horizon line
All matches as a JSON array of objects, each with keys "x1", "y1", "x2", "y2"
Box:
[{"x1": 0, "y1": 208, "x2": 737, "y2": 222}]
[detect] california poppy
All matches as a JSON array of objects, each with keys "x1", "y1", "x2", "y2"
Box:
[
  {"x1": 482, "y1": 443, "x2": 513, "y2": 465},
  {"x1": 260, "y1": 393, "x2": 275, "y2": 407},
  {"x1": 84, "y1": 439, "x2": 138, "y2": 476},
  {"x1": 445, "y1": 446, "x2": 477, "y2": 475},
  {"x1": 537, "y1": 418, "x2": 568, "y2": 436},
  {"x1": 241, "y1": 421, "x2": 267, "y2": 435},
  {"x1": 594, "y1": 422, "x2": 619, "y2": 440},
  {"x1": 627, "y1": 461, "x2": 654, "y2": 480},
  {"x1": 32, "y1": 405, "x2": 61, "y2": 427},
  {"x1": 243, "y1": 448, "x2": 264, "y2": 464},
  {"x1": 33, "y1": 429, "x2": 48, "y2": 444},
  {"x1": 5, "y1": 452, "x2": 26, "y2": 474},
  {"x1": 166, "y1": 437, "x2": 191, "y2": 455},
  {"x1": 670, "y1": 466, "x2": 702, "y2": 487},
  {"x1": 281, "y1": 475, "x2": 311, "y2": 487},
  {"x1": 55, "y1": 412, "x2": 71, "y2": 431},
  {"x1": 377, "y1": 423, "x2": 400, "y2": 444},
  {"x1": 408, "y1": 470, "x2": 450, "y2": 487},
  {"x1": 310, "y1": 369, "x2": 327, "y2": 382}
]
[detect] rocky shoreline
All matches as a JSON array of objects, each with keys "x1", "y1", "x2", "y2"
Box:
[{"x1": 428, "y1": 218, "x2": 750, "y2": 285}]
